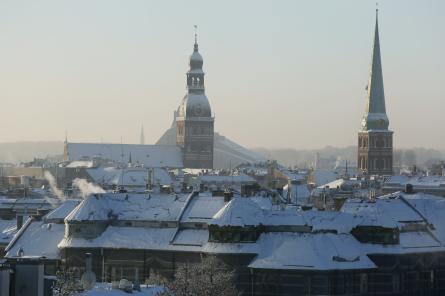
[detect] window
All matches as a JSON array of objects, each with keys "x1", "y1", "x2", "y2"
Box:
[
  {"x1": 208, "y1": 226, "x2": 260, "y2": 243},
  {"x1": 360, "y1": 273, "x2": 368, "y2": 294},
  {"x1": 393, "y1": 274, "x2": 400, "y2": 293},
  {"x1": 351, "y1": 226, "x2": 399, "y2": 244}
]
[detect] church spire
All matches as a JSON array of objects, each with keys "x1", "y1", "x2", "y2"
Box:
[
  {"x1": 187, "y1": 26, "x2": 205, "y2": 95},
  {"x1": 362, "y1": 8, "x2": 389, "y2": 131}
]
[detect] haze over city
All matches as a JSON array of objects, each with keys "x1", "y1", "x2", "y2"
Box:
[
  {"x1": 0, "y1": 0, "x2": 444, "y2": 149},
  {"x1": 2, "y1": 2, "x2": 445, "y2": 296}
]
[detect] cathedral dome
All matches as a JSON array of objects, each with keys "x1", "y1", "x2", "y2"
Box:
[
  {"x1": 178, "y1": 93, "x2": 212, "y2": 118},
  {"x1": 189, "y1": 48, "x2": 203, "y2": 69}
]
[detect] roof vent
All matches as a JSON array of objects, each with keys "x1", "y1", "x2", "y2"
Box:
[
  {"x1": 224, "y1": 190, "x2": 233, "y2": 202},
  {"x1": 404, "y1": 183, "x2": 414, "y2": 194}
]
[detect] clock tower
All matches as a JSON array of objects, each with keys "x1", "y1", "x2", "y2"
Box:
[
  {"x1": 176, "y1": 32, "x2": 214, "y2": 168},
  {"x1": 358, "y1": 10, "x2": 393, "y2": 176}
]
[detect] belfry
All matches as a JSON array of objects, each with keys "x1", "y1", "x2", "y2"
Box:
[
  {"x1": 358, "y1": 10, "x2": 393, "y2": 176},
  {"x1": 175, "y1": 30, "x2": 215, "y2": 168}
]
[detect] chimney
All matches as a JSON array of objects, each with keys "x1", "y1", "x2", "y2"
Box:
[
  {"x1": 224, "y1": 190, "x2": 233, "y2": 202},
  {"x1": 405, "y1": 183, "x2": 414, "y2": 194},
  {"x1": 85, "y1": 253, "x2": 92, "y2": 273},
  {"x1": 81, "y1": 253, "x2": 96, "y2": 290},
  {"x1": 16, "y1": 215, "x2": 24, "y2": 230}
]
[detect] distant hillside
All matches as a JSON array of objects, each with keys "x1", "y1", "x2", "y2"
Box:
[
  {"x1": 252, "y1": 146, "x2": 445, "y2": 169},
  {"x1": 0, "y1": 141, "x2": 63, "y2": 163},
  {"x1": 0, "y1": 141, "x2": 443, "y2": 170}
]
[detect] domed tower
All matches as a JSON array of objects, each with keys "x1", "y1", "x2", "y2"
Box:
[
  {"x1": 358, "y1": 9, "x2": 393, "y2": 176},
  {"x1": 176, "y1": 32, "x2": 214, "y2": 168}
]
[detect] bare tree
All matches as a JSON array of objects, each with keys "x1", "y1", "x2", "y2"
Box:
[
  {"x1": 149, "y1": 256, "x2": 238, "y2": 296},
  {"x1": 52, "y1": 269, "x2": 84, "y2": 296}
]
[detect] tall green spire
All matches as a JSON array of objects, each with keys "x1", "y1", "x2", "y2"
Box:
[{"x1": 361, "y1": 9, "x2": 389, "y2": 131}]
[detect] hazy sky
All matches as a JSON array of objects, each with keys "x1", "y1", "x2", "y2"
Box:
[{"x1": 0, "y1": 0, "x2": 444, "y2": 150}]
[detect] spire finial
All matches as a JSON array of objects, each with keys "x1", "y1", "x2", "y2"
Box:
[{"x1": 193, "y1": 25, "x2": 198, "y2": 51}]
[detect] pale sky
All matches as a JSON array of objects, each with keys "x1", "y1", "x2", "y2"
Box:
[{"x1": 0, "y1": 0, "x2": 444, "y2": 150}]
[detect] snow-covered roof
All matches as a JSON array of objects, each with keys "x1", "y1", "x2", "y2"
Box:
[
  {"x1": 45, "y1": 199, "x2": 81, "y2": 222},
  {"x1": 172, "y1": 229, "x2": 208, "y2": 246},
  {"x1": 67, "y1": 143, "x2": 183, "y2": 168},
  {"x1": 0, "y1": 198, "x2": 54, "y2": 211},
  {"x1": 0, "y1": 219, "x2": 16, "y2": 246},
  {"x1": 59, "y1": 227, "x2": 180, "y2": 251},
  {"x1": 5, "y1": 221, "x2": 64, "y2": 259},
  {"x1": 313, "y1": 169, "x2": 339, "y2": 186},
  {"x1": 249, "y1": 233, "x2": 376, "y2": 270},
  {"x1": 65, "y1": 160, "x2": 94, "y2": 168},
  {"x1": 282, "y1": 183, "x2": 310, "y2": 204},
  {"x1": 156, "y1": 121, "x2": 266, "y2": 170},
  {"x1": 86, "y1": 167, "x2": 173, "y2": 187},
  {"x1": 180, "y1": 195, "x2": 226, "y2": 223},
  {"x1": 65, "y1": 193, "x2": 188, "y2": 222},
  {"x1": 212, "y1": 198, "x2": 264, "y2": 227},
  {"x1": 281, "y1": 170, "x2": 306, "y2": 181},
  {"x1": 4, "y1": 187, "x2": 441, "y2": 272},
  {"x1": 317, "y1": 178, "x2": 350, "y2": 189},
  {"x1": 340, "y1": 193, "x2": 439, "y2": 229},
  {"x1": 384, "y1": 175, "x2": 445, "y2": 188},
  {"x1": 75, "y1": 283, "x2": 163, "y2": 296},
  {"x1": 199, "y1": 173, "x2": 256, "y2": 184}
]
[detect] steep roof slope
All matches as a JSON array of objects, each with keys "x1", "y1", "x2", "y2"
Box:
[{"x1": 156, "y1": 121, "x2": 265, "y2": 169}]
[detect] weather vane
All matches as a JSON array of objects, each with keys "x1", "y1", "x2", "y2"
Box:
[{"x1": 194, "y1": 25, "x2": 198, "y2": 43}]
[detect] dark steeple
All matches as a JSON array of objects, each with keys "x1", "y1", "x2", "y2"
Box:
[{"x1": 361, "y1": 9, "x2": 389, "y2": 131}]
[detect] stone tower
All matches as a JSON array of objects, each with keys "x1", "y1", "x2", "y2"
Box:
[
  {"x1": 176, "y1": 33, "x2": 214, "y2": 168},
  {"x1": 358, "y1": 10, "x2": 393, "y2": 176}
]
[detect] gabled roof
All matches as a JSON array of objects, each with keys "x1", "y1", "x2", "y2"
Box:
[{"x1": 86, "y1": 167, "x2": 173, "y2": 187}]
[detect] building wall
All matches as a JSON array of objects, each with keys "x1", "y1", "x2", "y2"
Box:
[
  {"x1": 176, "y1": 118, "x2": 214, "y2": 169},
  {"x1": 61, "y1": 247, "x2": 445, "y2": 296}
]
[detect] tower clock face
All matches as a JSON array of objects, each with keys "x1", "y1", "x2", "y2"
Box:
[{"x1": 194, "y1": 104, "x2": 202, "y2": 116}]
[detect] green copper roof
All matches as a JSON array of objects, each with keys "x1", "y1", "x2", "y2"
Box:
[{"x1": 362, "y1": 10, "x2": 389, "y2": 131}]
